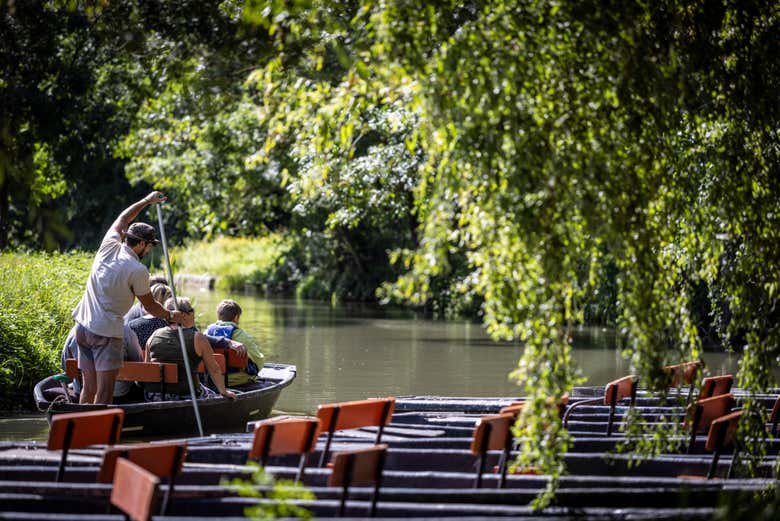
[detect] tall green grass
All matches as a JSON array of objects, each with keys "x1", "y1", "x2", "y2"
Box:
[
  {"x1": 171, "y1": 235, "x2": 292, "y2": 292},
  {"x1": 0, "y1": 251, "x2": 91, "y2": 410}
]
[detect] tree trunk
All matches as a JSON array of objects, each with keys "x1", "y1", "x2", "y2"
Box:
[
  {"x1": 0, "y1": 171, "x2": 8, "y2": 251},
  {"x1": 0, "y1": 119, "x2": 11, "y2": 250}
]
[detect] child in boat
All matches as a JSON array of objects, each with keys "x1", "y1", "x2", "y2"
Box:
[{"x1": 205, "y1": 299, "x2": 264, "y2": 386}]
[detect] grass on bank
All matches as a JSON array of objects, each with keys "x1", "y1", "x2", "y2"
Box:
[
  {"x1": 0, "y1": 251, "x2": 92, "y2": 410},
  {"x1": 170, "y1": 235, "x2": 292, "y2": 292}
]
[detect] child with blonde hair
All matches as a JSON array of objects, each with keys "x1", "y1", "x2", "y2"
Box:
[{"x1": 205, "y1": 299, "x2": 264, "y2": 386}]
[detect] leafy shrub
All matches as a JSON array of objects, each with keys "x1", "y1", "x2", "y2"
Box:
[
  {"x1": 223, "y1": 462, "x2": 313, "y2": 519},
  {"x1": 0, "y1": 251, "x2": 91, "y2": 410}
]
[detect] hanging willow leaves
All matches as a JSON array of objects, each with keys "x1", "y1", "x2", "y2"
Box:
[{"x1": 242, "y1": 0, "x2": 780, "y2": 505}]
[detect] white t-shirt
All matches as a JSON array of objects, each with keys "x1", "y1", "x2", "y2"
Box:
[{"x1": 72, "y1": 231, "x2": 151, "y2": 338}]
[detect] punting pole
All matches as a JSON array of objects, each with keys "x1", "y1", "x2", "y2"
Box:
[{"x1": 156, "y1": 202, "x2": 205, "y2": 437}]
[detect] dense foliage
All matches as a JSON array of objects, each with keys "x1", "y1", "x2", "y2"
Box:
[
  {"x1": 0, "y1": 251, "x2": 91, "y2": 410},
  {"x1": 2, "y1": 0, "x2": 780, "y2": 506},
  {"x1": 1, "y1": 0, "x2": 267, "y2": 249},
  {"x1": 234, "y1": 0, "x2": 780, "y2": 504}
]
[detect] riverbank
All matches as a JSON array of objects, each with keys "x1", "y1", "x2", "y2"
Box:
[
  {"x1": 170, "y1": 235, "x2": 289, "y2": 293},
  {"x1": 0, "y1": 252, "x2": 90, "y2": 411}
]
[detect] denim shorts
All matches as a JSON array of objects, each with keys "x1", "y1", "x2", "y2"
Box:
[{"x1": 75, "y1": 324, "x2": 124, "y2": 372}]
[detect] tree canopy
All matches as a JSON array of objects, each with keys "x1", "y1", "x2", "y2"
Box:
[{"x1": 1, "y1": 0, "x2": 267, "y2": 248}]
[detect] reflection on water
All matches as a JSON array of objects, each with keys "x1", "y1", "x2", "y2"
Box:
[{"x1": 1, "y1": 292, "x2": 772, "y2": 440}]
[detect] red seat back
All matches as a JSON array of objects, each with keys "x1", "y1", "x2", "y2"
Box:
[
  {"x1": 328, "y1": 444, "x2": 388, "y2": 487},
  {"x1": 604, "y1": 375, "x2": 638, "y2": 406},
  {"x1": 47, "y1": 409, "x2": 124, "y2": 450},
  {"x1": 97, "y1": 441, "x2": 187, "y2": 484},
  {"x1": 317, "y1": 398, "x2": 395, "y2": 432},
  {"x1": 196, "y1": 353, "x2": 226, "y2": 374},
  {"x1": 328, "y1": 444, "x2": 388, "y2": 516},
  {"x1": 470, "y1": 413, "x2": 514, "y2": 455},
  {"x1": 665, "y1": 361, "x2": 702, "y2": 387},
  {"x1": 110, "y1": 458, "x2": 160, "y2": 521},
  {"x1": 118, "y1": 362, "x2": 178, "y2": 383},
  {"x1": 212, "y1": 344, "x2": 249, "y2": 370},
  {"x1": 705, "y1": 410, "x2": 742, "y2": 452},
  {"x1": 65, "y1": 359, "x2": 177, "y2": 383},
  {"x1": 688, "y1": 393, "x2": 735, "y2": 433},
  {"x1": 699, "y1": 375, "x2": 733, "y2": 399},
  {"x1": 249, "y1": 418, "x2": 320, "y2": 460}
]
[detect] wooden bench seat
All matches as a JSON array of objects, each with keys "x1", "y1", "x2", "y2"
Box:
[
  {"x1": 249, "y1": 417, "x2": 321, "y2": 482},
  {"x1": 65, "y1": 354, "x2": 226, "y2": 400},
  {"x1": 210, "y1": 344, "x2": 248, "y2": 370},
  {"x1": 48, "y1": 408, "x2": 124, "y2": 482},
  {"x1": 317, "y1": 397, "x2": 395, "y2": 467},
  {"x1": 65, "y1": 358, "x2": 178, "y2": 384}
]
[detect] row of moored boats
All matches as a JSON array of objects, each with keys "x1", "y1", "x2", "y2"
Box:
[{"x1": 2, "y1": 363, "x2": 779, "y2": 519}]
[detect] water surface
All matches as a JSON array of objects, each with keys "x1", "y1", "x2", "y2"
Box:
[
  {"x1": 189, "y1": 293, "x2": 754, "y2": 414},
  {"x1": 0, "y1": 292, "x2": 766, "y2": 441}
]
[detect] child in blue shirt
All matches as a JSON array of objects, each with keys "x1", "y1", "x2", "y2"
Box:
[{"x1": 205, "y1": 299, "x2": 264, "y2": 386}]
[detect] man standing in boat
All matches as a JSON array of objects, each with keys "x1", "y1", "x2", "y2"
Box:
[{"x1": 72, "y1": 191, "x2": 188, "y2": 404}]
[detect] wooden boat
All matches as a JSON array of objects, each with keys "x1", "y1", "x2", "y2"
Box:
[
  {"x1": 393, "y1": 390, "x2": 780, "y2": 411},
  {"x1": 0, "y1": 489, "x2": 726, "y2": 519},
  {"x1": 4, "y1": 439, "x2": 772, "y2": 483},
  {"x1": 33, "y1": 363, "x2": 296, "y2": 438},
  {"x1": 3, "y1": 396, "x2": 777, "y2": 520},
  {"x1": 0, "y1": 446, "x2": 771, "y2": 516}
]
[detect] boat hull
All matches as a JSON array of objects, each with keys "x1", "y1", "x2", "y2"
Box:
[{"x1": 33, "y1": 363, "x2": 296, "y2": 438}]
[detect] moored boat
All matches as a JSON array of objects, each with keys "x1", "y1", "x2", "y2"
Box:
[
  {"x1": 4, "y1": 389, "x2": 778, "y2": 519},
  {"x1": 33, "y1": 363, "x2": 296, "y2": 438}
]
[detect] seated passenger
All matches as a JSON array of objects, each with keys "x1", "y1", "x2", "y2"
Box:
[
  {"x1": 113, "y1": 327, "x2": 143, "y2": 402},
  {"x1": 128, "y1": 282, "x2": 173, "y2": 347},
  {"x1": 130, "y1": 283, "x2": 243, "y2": 358},
  {"x1": 145, "y1": 297, "x2": 236, "y2": 401},
  {"x1": 206, "y1": 299, "x2": 264, "y2": 386},
  {"x1": 124, "y1": 275, "x2": 169, "y2": 324}
]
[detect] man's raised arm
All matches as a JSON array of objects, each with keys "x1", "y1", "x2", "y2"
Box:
[{"x1": 109, "y1": 191, "x2": 168, "y2": 236}]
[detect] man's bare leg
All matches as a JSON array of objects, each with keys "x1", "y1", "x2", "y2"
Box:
[
  {"x1": 79, "y1": 368, "x2": 97, "y2": 404},
  {"x1": 94, "y1": 369, "x2": 119, "y2": 404}
]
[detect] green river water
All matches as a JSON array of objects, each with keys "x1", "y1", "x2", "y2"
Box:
[{"x1": 0, "y1": 290, "x2": 760, "y2": 441}]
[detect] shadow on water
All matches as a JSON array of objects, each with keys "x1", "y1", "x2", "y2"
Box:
[{"x1": 2, "y1": 291, "x2": 776, "y2": 441}]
